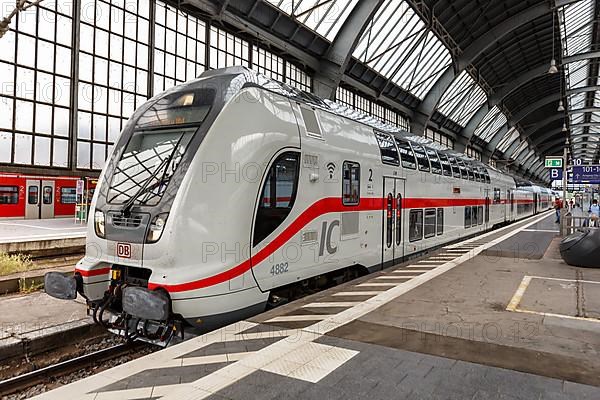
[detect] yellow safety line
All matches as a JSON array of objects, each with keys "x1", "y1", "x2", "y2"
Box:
[{"x1": 506, "y1": 275, "x2": 532, "y2": 312}]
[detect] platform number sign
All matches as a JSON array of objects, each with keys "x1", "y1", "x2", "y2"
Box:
[
  {"x1": 550, "y1": 168, "x2": 563, "y2": 181},
  {"x1": 117, "y1": 242, "x2": 132, "y2": 258}
]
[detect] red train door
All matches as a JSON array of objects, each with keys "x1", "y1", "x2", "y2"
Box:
[{"x1": 25, "y1": 179, "x2": 55, "y2": 219}]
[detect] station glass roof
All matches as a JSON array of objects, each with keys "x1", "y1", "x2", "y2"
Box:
[
  {"x1": 352, "y1": 1, "x2": 452, "y2": 99},
  {"x1": 436, "y1": 71, "x2": 487, "y2": 127}
]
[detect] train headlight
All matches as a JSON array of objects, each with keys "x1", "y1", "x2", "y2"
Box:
[
  {"x1": 94, "y1": 211, "x2": 105, "y2": 238},
  {"x1": 147, "y1": 213, "x2": 168, "y2": 243}
]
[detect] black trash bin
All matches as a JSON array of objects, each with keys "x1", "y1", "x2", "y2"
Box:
[{"x1": 560, "y1": 229, "x2": 600, "y2": 268}]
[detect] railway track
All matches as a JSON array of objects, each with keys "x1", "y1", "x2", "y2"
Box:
[{"x1": 0, "y1": 342, "x2": 146, "y2": 397}]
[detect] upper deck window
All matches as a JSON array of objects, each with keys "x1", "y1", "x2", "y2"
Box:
[
  {"x1": 413, "y1": 145, "x2": 430, "y2": 172},
  {"x1": 395, "y1": 138, "x2": 417, "y2": 170},
  {"x1": 374, "y1": 131, "x2": 400, "y2": 166}
]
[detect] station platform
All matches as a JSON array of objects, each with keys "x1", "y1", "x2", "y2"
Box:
[
  {"x1": 0, "y1": 219, "x2": 86, "y2": 256},
  {"x1": 0, "y1": 219, "x2": 87, "y2": 244},
  {"x1": 32, "y1": 211, "x2": 600, "y2": 400}
]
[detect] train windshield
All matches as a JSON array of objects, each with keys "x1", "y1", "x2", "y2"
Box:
[{"x1": 106, "y1": 88, "x2": 215, "y2": 206}]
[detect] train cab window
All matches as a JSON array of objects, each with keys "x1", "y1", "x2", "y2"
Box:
[
  {"x1": 448, "y1": 157, "x2": 461, "y2": 178},
  {"x1": 409, "y1": 209, "x2": 423, "y2": 242},
  {"x1": 253, "y1": 152, "x2": 300, "y2": 246},
  {"x1": 60, "y1": 187, "x2": 77, "y2": 204},
  {"x1": 437, "y1": 208, "x2": 444, "y2": 235},
  {"x1": 426, "y1": 149, "x2": 442, "y2": 175},
  {"x1": 438, "y1": 153, "x2": 452, "y2": 177},
  {"x1": 374, "y1": 131, "x2": 400, "y2": 166},
  {"x1": 464, "y1": 206, "x2": 472, "y2": 228},
  {"x1": 477, "y1": 206, "x2": 484, "y2": 225},
  {"x1": 474, "y1": 170, "x2": 482, "y2": 182},
  {"x1": 28, "y1": 186, "x2": 39, "y2": 204},
  {"x1": 43, "y1": 186, "x2": 53, "y2": 204},
  {"x1": 413, "y1": 145, "x2": 430, "y2": 172},
  {"x1": 0, "y1": 186, "x2": 18, "y2": 204},
  {"x1": 395, "y1": 138, "x2": 417, "y2": 170},
  {"x1": 424, "y1": 209, "x2": 436, "y2": 238},
  {"x1": 342, "y1": 161, "x2": 360, "y2": 206}
]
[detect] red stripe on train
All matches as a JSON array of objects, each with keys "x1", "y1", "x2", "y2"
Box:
[
  {"x1": 148, "y1": 196, "x2": 513, "y2": 293},
  {"x1": 76, "y1": 267, "x2": 111, "y2": 277}
]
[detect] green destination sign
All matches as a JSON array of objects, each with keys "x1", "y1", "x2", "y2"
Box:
[{"x1": 545, "y1": 157, "x2": 563, "y2": 168}]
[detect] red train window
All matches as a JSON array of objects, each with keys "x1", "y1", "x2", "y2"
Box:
[
  {"x1": 43, "y1": 186, "x2": 53, "y2": 204},
  {"x1": 28, "y1": 187, "x2": 39, "y2": 204},
  {"x1": 0, "y1": 186, "x2": 18, "y2": 204}
]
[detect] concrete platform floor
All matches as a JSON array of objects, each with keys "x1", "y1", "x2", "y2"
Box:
[
  {"x1": 0, "y1": 292, "x2": 91, "y2": 360},
  {"x1": 0, "y1": 219, "x2": 86, "y2": 244},
  {"x1": 30, "y1": 211, "x2": 600, "y2": 400}
]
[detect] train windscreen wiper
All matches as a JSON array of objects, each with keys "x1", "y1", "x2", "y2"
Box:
[{"x1": 121, "y1": 156, "x2": 171, "y2": 215}]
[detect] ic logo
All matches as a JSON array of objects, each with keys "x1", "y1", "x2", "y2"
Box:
[
  {"x1": 117, "y1": 242, "x2": 131, "y2": 258},
  {"x1": 319, "y1": 220, "x2": 339, "y2": 256}
]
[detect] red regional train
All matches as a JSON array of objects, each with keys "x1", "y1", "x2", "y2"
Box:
[{"x1": 0, "y1": 173, "x2": 94, "y2": 219}]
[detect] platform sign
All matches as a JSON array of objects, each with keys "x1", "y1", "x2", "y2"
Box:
[
  {"x1": 545, "y1": 157, "x2": 563, "y2": 168},
  {"x1": 572, "y1": 165, "x2": 600, "y2": 184},
  {"x1": 550, "y1": 168, "x2": 563, "y2": 181}
]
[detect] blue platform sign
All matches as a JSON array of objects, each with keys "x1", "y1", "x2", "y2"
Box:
[
  {"x1": 550, "y1": 168, "x2": 563, "y2": 181},
  {"x1": 572, "y1": 165, "x2": 600, "y2": 183}
]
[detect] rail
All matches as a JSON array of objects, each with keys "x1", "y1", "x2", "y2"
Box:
[
  {"x1": 562, "y1": 213, "x2": 600, "y2": 236},
  {"x1": 0, "y1": 342, "x2": 144, "y2": 396}
]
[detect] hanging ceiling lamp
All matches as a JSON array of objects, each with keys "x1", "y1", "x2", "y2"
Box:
[{"x1": 549, "y1": 9, "x2": 559, "y2": 74}]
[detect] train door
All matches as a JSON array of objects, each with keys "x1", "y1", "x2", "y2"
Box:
[
  {"x1": 533, "y1": 193, "x2": 538, "y2": 214},
  {"x1": 382, "y1": 177, "x2": 404, "y2": 268},
  {"x1": 484, "y1": 189, "x2": 491, "y2": 228},
  {"x1": 25, "y1": 180, "x2": 40, "y2": 219},
  {"x1": 510, "y1": 191, "x2": 515, "y2": 220},
  {"x1": 25, "y1": 180, "x2": 55, "y2": 219},
  {"x1": 41, "y1": 180, "x2": 55, "y2": 218}
]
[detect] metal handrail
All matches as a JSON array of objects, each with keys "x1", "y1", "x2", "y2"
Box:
[{"x1": 562, "y1": 213, "x2": 600, "y2": 236}]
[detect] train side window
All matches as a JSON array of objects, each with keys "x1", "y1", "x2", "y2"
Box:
[
  {"x1": 424, "y1": 208, "x2": 436, "y2": 238},
  {"x1": 483, "y1": 170, "x2": 491, "y2": 184},
  {"x1": 253, "y1": 152, "x2": 300, "y2": 246},
  {"x1": 409, "y1": 209, "x2": 423, "y2": 242},
  {"x1": 457, "y1": 160, "x2": 469, "y2": 180},
  {"x1": 395, "y1": 138, "x2": 417, "y2": 170},
  {"x1": 466, "y1": 163, "x2": 475, "y2": 181},
  {"x1": 60, "y1": 187, "x2": 77, "y2": 204},
  {"x1": 477, "y1": 205, "x2": 484, "y2": 225},
  {"x1": 472, "y1": 206, "x2": 478, "y2": 227},
  {"x1": 374, "y1": 131, "x2": 400, "y2": 166},
  {"x1": 342, "y1": 161, "x2": 360, "y2": 206},
  {"x1": 438, "y1": 153, "x2": 452, "y2": 177},
  {"x1": 493, "y1": 188, "x2": 501, "y2": 204},
  {"x1": 464, "y1": 206, "x2": 472, "y2": 228},
  {"x1": 43, "y1": 186, "x2": 53, "y2": 204},
  {"x1": 437, "y1": 208, "x2": 444, "y2": 235},
  {"x1": 300, "y1": 106, "x2": 322, "y2": 138},
  {"x1": 448, "y1": 157, "x2": 461, "y2": 178},
  {"x1": 413, "y1": 145, "x2": 430, "y2": 172},
  {"x1": 0, "y1": 186, "x2": 19, "y2": 204},
  {"x1": 426, "y1": 148, "x2": 442, "y2": 175},
  {"x1": 28, "y1": 186, "x2": 39, "y2": 205}
]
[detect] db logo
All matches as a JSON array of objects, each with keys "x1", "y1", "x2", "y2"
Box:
[{"x1": 117, "y1": 242, "x2": 131, "y2": 258}]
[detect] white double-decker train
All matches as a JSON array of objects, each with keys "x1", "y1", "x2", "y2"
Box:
[{"x1": 46, "y1": 67, "x2": 552, "y2": 343}]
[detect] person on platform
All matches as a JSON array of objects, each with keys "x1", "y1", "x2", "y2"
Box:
[
  {"x1": 589, "y1": 199, "x2": 600, "y2": 227},
  {"x1": 554, "y1": 197, "x2": 563, "y2": 224}
]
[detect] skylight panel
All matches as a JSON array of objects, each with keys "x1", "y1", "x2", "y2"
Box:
[
  {"x1": 473, "y1": 106, "x2": 508, "y2": 142},
  {"x1": 497, "y1": 127, "x2": 520, "y2": 153},
  {"x1": 264, "y1": 0, "x2": 359, "y2": 40},
  {"x1": 436, "y1": 71, "x2": 487, "y2": 127},
  {"x1": 353, "y1": 1, "x2": 452, "y2": 99}
]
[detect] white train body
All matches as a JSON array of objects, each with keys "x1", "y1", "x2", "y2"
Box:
[{"x1": 48, "y1": 67, "x2": 551, "y2": 337}]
